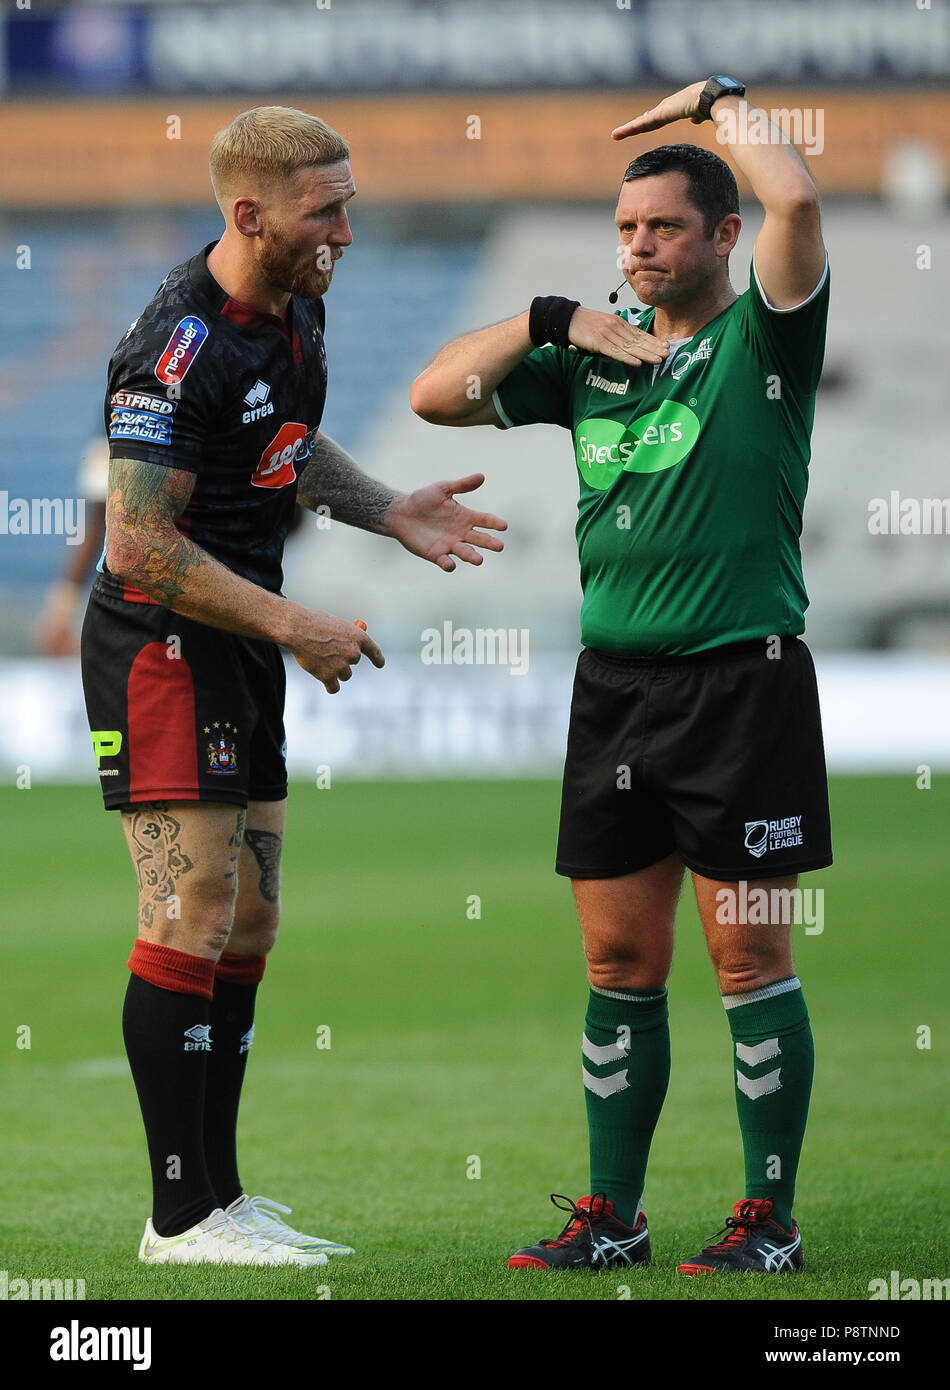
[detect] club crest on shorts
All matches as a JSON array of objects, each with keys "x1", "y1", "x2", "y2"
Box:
[{"x1": 208, "y1": 736, "x2": 238, "y2": 773}]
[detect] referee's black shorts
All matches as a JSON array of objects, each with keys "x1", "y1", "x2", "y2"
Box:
[
  {"x1": 81, "y1": 582, "x2": 288, "y2": 811},
  {"x1": 555, "y1": 637, "x2": 832, "y2": 881}
]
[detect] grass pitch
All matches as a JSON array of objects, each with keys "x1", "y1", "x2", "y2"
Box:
[{"x1": 1, "y1": 777, "x2": 946, "y2": 1302}]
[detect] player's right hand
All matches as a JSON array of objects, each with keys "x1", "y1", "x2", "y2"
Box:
[
  {"x1": 568, "y1": 307, "x2": 669, "y2": 368},
  {"x1": 290, "y1": 610, "x2": 385, "y2": 694}
]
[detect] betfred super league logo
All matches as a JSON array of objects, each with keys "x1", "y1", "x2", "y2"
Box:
[{"x1": 208, "y1": 737, "x2": 238, "y2": 774}]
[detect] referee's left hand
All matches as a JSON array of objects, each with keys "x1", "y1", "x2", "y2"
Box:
[
  {"x1": 387, "y1": 474, "x2": 507, "y2": 573},
  {"x1": 610, "y1": 81, "x2": 708, "y2": 140}
]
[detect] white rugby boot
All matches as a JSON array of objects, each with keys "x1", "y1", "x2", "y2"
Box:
[
  {"x1": 138, "y1": 1206, "x2": 329, "y2": 1266},
  {"x1": 225, "y1": 1194, "x2": 355, "y2": 1256}
]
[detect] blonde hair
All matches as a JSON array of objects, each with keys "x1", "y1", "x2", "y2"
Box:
[{"x1": 210, "y1": 106, "x2": 349, "y2": 204}]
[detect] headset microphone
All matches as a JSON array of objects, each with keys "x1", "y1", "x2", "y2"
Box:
[{"x1": 608, "y1": 281, "x2": 627, "y2": 305}]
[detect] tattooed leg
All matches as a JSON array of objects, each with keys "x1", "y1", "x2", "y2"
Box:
[
  {"x1": 120, "y1": 801, "x2": 245, "y2": 959},
  {"x1": 224, "y1": 808, "x2": 247, "y2": 885},
  {"x1": 243, "y1": 830, "x2": 282, "y2": 905},
  {"x1": 230, "y1": 799, "x2": 286, "y2": 957}
]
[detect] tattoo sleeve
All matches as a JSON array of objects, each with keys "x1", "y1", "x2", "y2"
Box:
[
  {"x1": 296, "y1": 431, "x2": 399, "y2": 533},
  {"x1": 106, "y1": 457, "x2": 206, "y2": 606}
]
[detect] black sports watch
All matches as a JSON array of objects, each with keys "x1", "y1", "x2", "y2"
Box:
[{"x1": 697, "y1": 75, "x2": 746, "y2": 121}]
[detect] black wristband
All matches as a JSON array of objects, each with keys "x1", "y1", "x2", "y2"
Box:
[{"x1": 529, "y1": 295, "x2": 581, "y2": 348}]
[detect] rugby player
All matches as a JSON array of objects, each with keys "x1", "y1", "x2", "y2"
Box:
[
  {"x1": 410, "y1": 78, "x2": 831, "y2": 1274},
  {"x1": 82, "y1": 106, "x2": 505, "y2": 1268}
]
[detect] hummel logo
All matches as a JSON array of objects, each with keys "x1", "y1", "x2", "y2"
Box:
[
  {"x1": 243, "y1": 380, "x2": 271, "y2": 407},
  {"x1": 239, "y1": 1026, "x2": 255, "y2": 1055},
  {"x1": 585, "y1": 367, "x2": 629, "y2": 396},
  {"x1": 183, "y1": 1024, "x2": 212, "y2": 1052}
]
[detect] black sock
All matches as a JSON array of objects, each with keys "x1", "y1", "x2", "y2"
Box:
[
  {"x1": 203, "y1": 965, "x2": 262, "y2": 1210},
  {"x1": 122, "y1": 959, "x2": 219, "y2": 1237}
]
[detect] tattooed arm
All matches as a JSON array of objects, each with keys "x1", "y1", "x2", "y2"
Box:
[
  {"x1": 105, "y1": 457, "x2": 384, "y2": 692},
  {"x1": 296, "y1": 431, "x2": 400, "y2": 533},
  {"x1": 297, "y1": 431, "x2": 507, "y2": 572}
]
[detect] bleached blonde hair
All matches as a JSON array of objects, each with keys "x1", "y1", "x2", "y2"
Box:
[{"x1": 210, "y1": 106, "x2": 349, "y2": 205}]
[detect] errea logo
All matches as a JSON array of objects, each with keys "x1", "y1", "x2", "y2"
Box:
[{"x1": 242, "y1": 380, "x2": 274, "y2": 423}]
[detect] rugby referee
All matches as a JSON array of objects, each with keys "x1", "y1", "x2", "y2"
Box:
[
  {"x1": 82, "y1": 106, "x2": 505, "y2": 1268},
  {"x1": 411, "y1": 78, "x2": 831, "y2": 1274}
]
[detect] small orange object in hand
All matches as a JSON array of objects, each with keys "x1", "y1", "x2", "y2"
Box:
[{"x1": 354, "y1": 619, "x2": 367, "y2": 630}]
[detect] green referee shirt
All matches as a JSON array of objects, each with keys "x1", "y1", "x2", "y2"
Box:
[{"x1": 492, "y1": 256, "x2": 830, "y2": 655}]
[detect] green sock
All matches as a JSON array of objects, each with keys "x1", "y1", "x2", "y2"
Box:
[
  {"x1": 583, "y1": 985, "x2": 670, "y2": 1226},
  {"x1": 724, "y1": 976, "x2": 814, "y2": 1231}
]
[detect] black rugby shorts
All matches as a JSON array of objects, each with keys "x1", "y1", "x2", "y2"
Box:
[
  {"x1": 81, "y1": 582, "x2": 287, "y2": 810},
  {"x1": 556, "y1": 637, "x2": 833, "y2": 880}
]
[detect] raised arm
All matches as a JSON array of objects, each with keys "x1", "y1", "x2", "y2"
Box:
[
  {"x1": 710, "y1": 94, "x2": 824, "y2": 309},
  {"x1": 106, "y1": 456, "x2": 383, "y2": 692},
  {"x1": 611, "y1": 80, "x2": 825, "y2": 308}
]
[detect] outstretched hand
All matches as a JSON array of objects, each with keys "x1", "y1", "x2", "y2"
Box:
[
  {"x1": 610, "y1": 80, "x2": 709, "y2": 140},
  {"x1": 387, "y1": 473, "x2": 507, "y2": 572}
]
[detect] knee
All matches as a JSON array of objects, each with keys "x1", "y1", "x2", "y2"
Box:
[
  {"x1": 203, "y1": 915, "x2": 236, "y2": 957},
  {"x1": 184, "y1": 876, "x2": 240, "y2": 955},
  {"x1": 231, "y1": 900, "x2": 280, "y2": 957},
  {"x1": 584, "y1": 943, "x2": 670, "y2": 994},
  {"x1": 713, "y1": 950, "x2": 792, "y2": 995},
  {"x1": 715, "y1": 956, "x2": 764, "y2": 994}
]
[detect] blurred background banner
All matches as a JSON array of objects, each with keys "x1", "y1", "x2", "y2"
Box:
[
  {"x1": 4, "y1": 1, "x2": 950, "y2": 94},
  {"x1": 1, "y1": 0, "x2": 948, "y2": 780}
]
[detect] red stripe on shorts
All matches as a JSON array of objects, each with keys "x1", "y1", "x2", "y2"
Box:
[
  {"x1": 128, "y1": 640, "x2": 199, "y2": 800},
  {"x1": 122, "y1": 581, "x2": 158, "y2": 605}
]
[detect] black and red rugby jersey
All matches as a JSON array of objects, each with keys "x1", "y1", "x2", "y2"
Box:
[{"x1": 98, "y1": 240, "x2": 328, "y2": 599}]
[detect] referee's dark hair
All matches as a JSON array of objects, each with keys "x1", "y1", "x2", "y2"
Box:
[{"x1": 622, "y1": 144, "x2": 739, "y2": 238}]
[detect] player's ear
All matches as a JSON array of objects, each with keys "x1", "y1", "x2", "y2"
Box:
[{"x1": 232, "y1": 196, "x2": 264, "y2": 238}]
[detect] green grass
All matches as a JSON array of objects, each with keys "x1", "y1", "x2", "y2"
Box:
[{"x1": 1, "y1": 777, "x2": 946, "y2": 1301}]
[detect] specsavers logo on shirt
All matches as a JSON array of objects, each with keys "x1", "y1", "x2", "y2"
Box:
[{"x1": 575, "y1": 402, "x2": 700, "y2": 490}]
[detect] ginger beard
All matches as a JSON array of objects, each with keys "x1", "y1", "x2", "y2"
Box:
[{"x1": 256, "y1": 217, "x2": 337, "y2": 300}]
